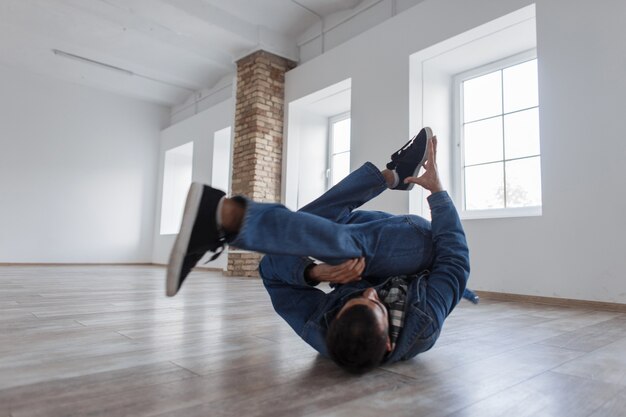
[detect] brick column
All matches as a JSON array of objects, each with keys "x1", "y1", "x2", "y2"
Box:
[{"x1": 227, "y1": 50, "x2": 296, "y2": 277}]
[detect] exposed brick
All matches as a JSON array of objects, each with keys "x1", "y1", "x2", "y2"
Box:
[{"x1": 226, "y1": 50, "x2": 296, "y2": 277}]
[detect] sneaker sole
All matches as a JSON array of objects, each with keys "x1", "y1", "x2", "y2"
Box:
[
  {"x1": 166, "y1": 182, "x2": 203, "y2": 297},
  {"x1": 405, "y1": 126, "x2": 433, "y2": 191}
]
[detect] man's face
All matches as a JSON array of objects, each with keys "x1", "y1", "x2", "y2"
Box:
[{"x1": 337, "y1": 288, "x2": 392, "y2": 352}]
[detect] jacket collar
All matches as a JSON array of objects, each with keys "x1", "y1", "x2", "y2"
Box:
[{"x1": 320, "y1": 271, "x2": 432, "y2": 360}]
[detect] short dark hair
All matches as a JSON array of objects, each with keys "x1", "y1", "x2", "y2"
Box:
[{"x1": 326, "y1": 304, "x2": 388, "y2": 374}]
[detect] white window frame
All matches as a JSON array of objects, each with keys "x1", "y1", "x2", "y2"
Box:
[
  {"x1": 453, "y1": 49, "x2": 542, "y2": 220},
  {"x1": 159, "y1": 141, "x2": 194, "y2": 235},
  {"x1": 327, "y1": 112, "x2": 351, "y2": 189}
]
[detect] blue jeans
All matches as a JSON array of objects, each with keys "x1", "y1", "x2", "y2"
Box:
[{"x1": 229, "y1": 162, "x2": 434, "y2": 279}]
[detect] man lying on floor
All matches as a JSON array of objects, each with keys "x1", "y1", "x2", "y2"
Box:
[{"x1": 166, "y1": 128, "x2": 471, "y2": 374}]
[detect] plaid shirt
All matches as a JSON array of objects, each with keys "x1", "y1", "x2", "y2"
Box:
[{"x1": 377, "y1": 276, "x2": 409, "y2": 351}]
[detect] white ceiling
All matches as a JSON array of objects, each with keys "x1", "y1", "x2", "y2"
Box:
[{"x1": 0, "y1": 0, "x2": 368, "y2": 106}]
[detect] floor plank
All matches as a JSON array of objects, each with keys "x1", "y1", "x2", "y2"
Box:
[
  {"x1": 1, "y1": 265, "x2": 625, "y2": 417},
  {"x1": 589, "y1": 387, "x2": 626, "y2": 417},
  {"x1": 552, "y1": 336, "x2": 626, "y2": 386},
  {"x1": 447, "y1": 372, "x2": 624, "y2": 417}
]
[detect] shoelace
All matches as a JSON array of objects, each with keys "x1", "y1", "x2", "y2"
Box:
[
  {"x1": 391, "y1": 135, "x2": 417, "y2": 160},
  {"x1": 204, "y1": 237, "x2": 226, "y2": 263}
]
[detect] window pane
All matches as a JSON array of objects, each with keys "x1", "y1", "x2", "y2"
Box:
[
  {"x1": 212, "y1": 127, "x2": 232, "y2": 191},
  {"x1": 331, "y1": 152, "x2": 350, "y2": 186},
  {"x1": 506, "y1": 157, "x2": 542, "y2": 208},
  {"x1": 503, "y1": 59, "x2": 538, "y2": 113},
  {"x1": 504, "y1": 108, "x2": 540, "y2": 160},
  {"x1": 332, "y1": 118, "x2": 351, "y2": 154},
  {"x1": 464, "y1": 162, "x2": 505, "y2": 210},
  {"x1": 464, "y1": 117, "x2": 503, "y2": 166},
  {"x1": 463, "y1": 71, "x2": 502, "y2": 123}
]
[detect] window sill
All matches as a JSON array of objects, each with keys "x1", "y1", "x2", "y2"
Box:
[{"x1": 461, "y1": 205, "x2": 542, "y2": 220}]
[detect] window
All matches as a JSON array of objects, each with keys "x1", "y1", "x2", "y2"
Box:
[
  {"x1": 285, "y1": 78, "x2": 351, "y2": 208},
  {"x1": 456, "y1": 53, "x2": 542, "y2": 217},
  {"x1": 328, "y1": 113, "x2": 351, "y2": 188},
  {"x1": 212, "y1": 127, "x2": 232, "y2": 192},
  {"x1": 160, "y1": 142, "x2": 193, "y2": 235}
]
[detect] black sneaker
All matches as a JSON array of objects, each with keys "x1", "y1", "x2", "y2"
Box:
[
  {"x1": 166, "y1": 183, "x2": 226, "y2": 297},
  {"x1": 386, "y1": 127, "x2": 433, "y2": 190}
]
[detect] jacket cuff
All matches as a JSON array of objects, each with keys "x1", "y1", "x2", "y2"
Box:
[
  {"x1": 304, "y1": 263, "x2": 320, "y2": 287},
  {"x1": 427, "y1": 191, "x2": 452, "y2": 209},
  {"x1": 296, "y1": 258, "x2": 318, "y2": 287}
]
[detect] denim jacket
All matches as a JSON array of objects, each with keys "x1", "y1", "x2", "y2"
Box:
[{"x1": 258, "y1": 191, "x2": 470, "y2": 363}]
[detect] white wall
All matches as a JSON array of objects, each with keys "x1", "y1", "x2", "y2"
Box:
[
  {"x1": 0, "y1": 65, "x2": 168, "y2": 263},
  {"x1": 152, "y1": 99, "x2": 233, "y2": 270},
  {"x1": 284, "y1": 0, "x2": 626, "y2": 303}
]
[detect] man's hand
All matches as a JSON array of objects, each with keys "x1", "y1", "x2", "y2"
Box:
[
  {"x1": 404, "y1": 136, "x2": 444, "y2": 194},
  {"x1": 307, "y1": 257, "x2": 365, "y2": 284}
]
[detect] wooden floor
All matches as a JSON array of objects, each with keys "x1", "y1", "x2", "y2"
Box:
[{"x1": 1, "y1": 265, "x2": 625, "y2": 417}]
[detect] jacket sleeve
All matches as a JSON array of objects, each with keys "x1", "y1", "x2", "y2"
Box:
[
  {"x1": 258, "y1": 255, "x2": 327, "y2": 338},
  {"x1": 424, "y1": 191, "x2": 470, "y2": 328}
]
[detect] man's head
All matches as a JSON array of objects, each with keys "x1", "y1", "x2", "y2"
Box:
[{"x1": 326, "y1": 288, "x2": 391, "y2": 373}]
